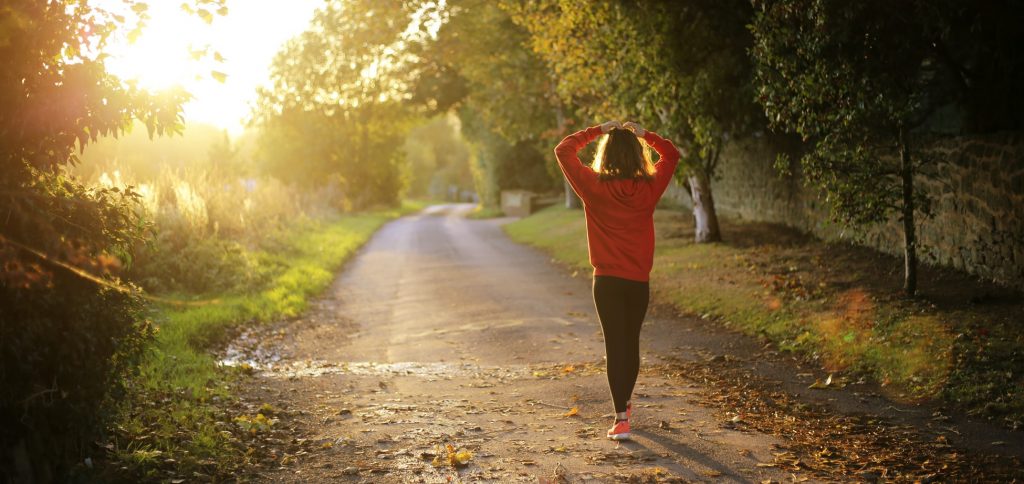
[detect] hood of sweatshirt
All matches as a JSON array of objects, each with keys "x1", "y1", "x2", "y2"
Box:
[{"x1": 601, "y1": 178, "x2": 654, "y2": 210}]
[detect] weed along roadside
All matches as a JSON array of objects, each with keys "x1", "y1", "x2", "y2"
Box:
[
  {"x1": 504, "y1": 205, "x2": 1024, "y2": 431},
  {"x1": 95, "y1": 202, "x2": 426, "y2": 481}
]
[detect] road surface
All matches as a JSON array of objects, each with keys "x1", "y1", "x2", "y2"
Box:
[{"x1": 229, "y1": 203, "x2": 1022, "y2": 482}]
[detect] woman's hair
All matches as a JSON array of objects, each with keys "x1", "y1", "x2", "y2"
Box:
[{"x1": 592, "y1": 128, "x2": 655, "y2": 181}]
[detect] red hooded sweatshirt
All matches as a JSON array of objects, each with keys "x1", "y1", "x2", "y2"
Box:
[{"x1": 554, "y1": 125, "x2": 680, "y2": 282}]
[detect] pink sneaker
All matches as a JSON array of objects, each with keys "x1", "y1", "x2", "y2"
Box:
[{"x1": 607, "y1": 419, "x2": 631, "y2": 441}]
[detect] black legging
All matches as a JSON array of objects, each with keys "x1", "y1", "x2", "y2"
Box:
[{"x1": 592, "y1": 275, "x2": 650, "y2": 414}]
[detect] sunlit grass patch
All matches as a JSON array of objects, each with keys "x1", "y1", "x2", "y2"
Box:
[
  {"x1": 504, "y1": 205, "x2": 1023, "y2": 426},
  {"x1": 504, "y1": 205, "x2": 589, "y2": 269}
]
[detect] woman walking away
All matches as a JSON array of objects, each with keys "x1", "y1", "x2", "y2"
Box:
[{"x1": 554, "y1": 120, "x2": 680, "y2": 441}]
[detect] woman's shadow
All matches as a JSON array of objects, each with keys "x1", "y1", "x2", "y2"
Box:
[{"x1": 611, "y1": 427, "x2": 749, "y2": 482}]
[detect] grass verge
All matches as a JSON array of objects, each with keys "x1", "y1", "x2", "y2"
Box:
[
  {"x1": 99, "y1": 201, "x2": 425, "y2": 480},
  {"x1": 465, "y1": 204, "x2": 506, "y2": 219},
  {"x1": 504, "y1": 205, "x2": 1024, "y2": 429}
]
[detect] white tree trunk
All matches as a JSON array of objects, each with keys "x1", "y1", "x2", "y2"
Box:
[
  {"x1": 564, "y1": 179, "x2": 581, "y2": 209},
  {"x1": 899, "y1": 127, "x2": 917, "y2": 296},
  {"x1": 687, "y1": 171, "x2": 721, "y2": 243}
]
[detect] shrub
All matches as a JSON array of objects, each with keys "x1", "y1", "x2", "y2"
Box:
[{"x1": 0, "y1": 174, "x2": 154, "y2": 480}]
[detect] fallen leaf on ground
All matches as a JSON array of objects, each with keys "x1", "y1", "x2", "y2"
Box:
[
  {"x1": 808, "y1": 378, "x2": 830, "y2": 389},
  {"x1": 431, "y1": 443, "x2": 472, "y2": 468},
  {"x1": 563, "y1": 406, "x2": 579, "y2": 417}
]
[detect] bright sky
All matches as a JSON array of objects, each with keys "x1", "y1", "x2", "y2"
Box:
[{"x1": 102, "y1": 0, "x2": 323, "y2": 135}]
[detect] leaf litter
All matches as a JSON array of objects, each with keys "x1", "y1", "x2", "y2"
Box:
[{"x1": 655, "y1": 356, "x2": 1024, "y2": 481}]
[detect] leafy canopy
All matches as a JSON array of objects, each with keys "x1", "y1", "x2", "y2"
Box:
[
  {"x1": 252, "y1": 0, "x2": 435, "y2": 208},
  {"x1": 505, "y1": 0, "x2": 760, "y2": 174},
  {"x1": 749, "y1": 0, "x2": 963, "y2": 226}
]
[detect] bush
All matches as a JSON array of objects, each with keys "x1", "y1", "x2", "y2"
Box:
[
  {"x1": 130, "y1": 236, "x2": 271, "y2": 294},
  {"x1": 0, "y1": 174, "x2": 154, "y2": 481},
  {"x1": 0, "y1": 281, "x2": 152, "y2": 480}
]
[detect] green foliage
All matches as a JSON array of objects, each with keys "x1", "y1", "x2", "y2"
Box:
[
  {"x1": 750, "y1": 0, "x2": 935, "y2": 227},
  {"x1": 0, "y1": 0, "x2": 225, "y2": 477},
  {"x1": 252, "y1": 0, "x2": 424, "y2": 210},
  {"x1": 404, "y1": 115, "x2": 474, "y2": 199},
  {"x1": 503, "y1": 0, "x2": 759, "y2": 240},
  {"x1": 504, "y1": 0, "x2": 760, "y2": 177},
  {"x1": 750, "y1": 0, "x2": 1024, "y2": 226},
  {"x1": 0, "y1": 275, "x2": 153, "y2": 479},
  {"x1": 134, "y1": 237, "x2": 270, "y2": 294},
  {"x1": 431, "y1": 0, "x2": 561, "y2": 141},
  {"x1": 745, "y1": 0, "x2": 1024, "y2": 292},
  {"x1": 410, "y1": 0, "x2": 565, "y2": 204}
]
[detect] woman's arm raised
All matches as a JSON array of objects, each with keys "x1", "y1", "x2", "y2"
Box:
[
  {"x1": 553, "y1": 121, "x2": 620, "y2": 200},
  {"x1": 624, "y1": 122, "x2": 680, "y2": 197}
]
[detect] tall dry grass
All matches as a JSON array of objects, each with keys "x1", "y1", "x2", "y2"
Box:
[{"x1": 88, "y1": 163, "x2": 336, "y2": 294}]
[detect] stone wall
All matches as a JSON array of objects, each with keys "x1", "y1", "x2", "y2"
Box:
[{"x1": 665, "y1": 132, "x2": 1024, "y2": 290}]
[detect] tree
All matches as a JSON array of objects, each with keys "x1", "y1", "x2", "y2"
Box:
[
  {"x1": 505, "y1": 0, "x2": 761, "y2": 242},
  {"x1": 749, "y1": 0, "x2": 1022, "y2": 294},
  {"x1": 407, "y1": 0, "x2": 567, "y2": 207},
  {"x1": 252, "y1": 0, "x2": 424, "y2": 209},
  {"x1": 0, "y1": 0, "x2": 223, "y2": 477}
]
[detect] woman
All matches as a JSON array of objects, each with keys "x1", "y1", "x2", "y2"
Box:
[{"x1": 553, "y1": 120, "x2": 680, "y2": 441}]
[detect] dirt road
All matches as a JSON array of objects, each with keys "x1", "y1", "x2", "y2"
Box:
[{"x1": 230, "y1": 204, "x2": 1022, "y2": 482}]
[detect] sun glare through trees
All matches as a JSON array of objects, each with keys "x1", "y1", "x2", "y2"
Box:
[{"x1": 1, "y1": 0, "x2": 1022, "y2": 482}]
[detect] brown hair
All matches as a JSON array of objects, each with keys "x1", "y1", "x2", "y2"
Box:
[{"x1": 592, "y1": 128, "x2": 655, "y2": 181}]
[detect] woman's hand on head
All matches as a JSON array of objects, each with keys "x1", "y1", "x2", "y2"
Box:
[
  {"x1": 600, "y1": 120, "x2": 622, "y2": 133},
  {"x1": 623, "y1": 122, "x2": 645, "y2": 137}
]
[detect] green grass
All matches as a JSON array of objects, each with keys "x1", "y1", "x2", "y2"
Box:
[
  {"x1": 505, "y1": 206, "x2": 1024, "y2": 427},
  {"x1": 503, "y1": 206, "x2": 589, "y2": 266},
  {"x1": 465, "y1": 204, "x2": 506, "y2": 219},
  {"x1": 103, "y1": 201, "x2": 424, "y2": 479}
]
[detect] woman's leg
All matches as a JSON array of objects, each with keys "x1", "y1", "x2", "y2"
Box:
[
  {"x1": 621, "y1": 280, "x2": 649, "y2": 405},
  {"x1": 593, "y1": 276, "x2": 648, "y2": 414}
]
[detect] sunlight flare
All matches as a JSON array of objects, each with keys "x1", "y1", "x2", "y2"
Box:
[{"x1": 98, "y1": 0, "x2": 321, "y2": 134}]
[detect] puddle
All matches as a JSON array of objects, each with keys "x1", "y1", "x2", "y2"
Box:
[
  {"x1": 260, "y1": 360, "x2": 531, "y2": 380},
  {"x1": 399, "y1": 317, "x2": 574, "y2": 340},
  {"x1": 218, "y1": 326, "x2": 287, "y2": 370}
]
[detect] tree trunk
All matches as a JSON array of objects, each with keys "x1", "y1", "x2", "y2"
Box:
[
  {"x1": 899, "y1": 126, "x2": 918, "y2": 296},
  {"x1": 564, "y1": 179, "x2": 581, "y2": 209},
  {"x1": 549, "y1": 89, "x2": 580, "y2": 210},
  {"x1": 687, "y1": 169, "x2": 722, "y2": 243}
]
